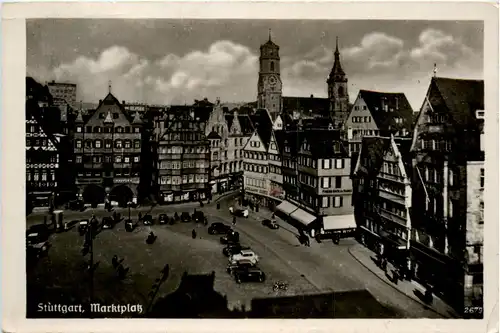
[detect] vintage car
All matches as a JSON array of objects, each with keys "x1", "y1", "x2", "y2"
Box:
[
  {"x1": 226, "y1": 259, "x2": 256, "y2": 275},
  {"x1": 27, "y1": 241, "x2": 51, "y2": 259},
  {"x1": 180, "y1": 211, "x2": 192, "y2": 222},
  {"x1": 102, "y1": 217, "x2": 114, "y2": 229},
  {"x1": 26, "y1": 224, "x2": 50, "y2": 245},
  {"x1": 192, "y1": 211, "x2": 205, "y2": 223},
  {"x1": 233, "y1": 209, "x2": 249, "y2": 218},
  {"x1": 229, "y1": 249, "x2": 259, "y2": 265},
  {"x1": 143, "y1": 214, "x2": 154, "y2": 226},
  {"x1": 208, "y1": 222, "x2": 232, "y2": 235},
  {"x1": 158, "y1": 214, "x2": 169, "y2": 225},
  {"x1": 223, "y1": 244, "x2": 250, "y2": 257},
  {"x1": 220, "y1": 231, "x2": 240, "y2": 245},
  {"x1": 262, "y1": 219, "x2": 279, "y2": 229},
  {"x1": 233, "y1": 266, "x2": 266, "y2": 284},
  {"x1": 78, "y1": 220, "x2": 90, "y2": 235}
]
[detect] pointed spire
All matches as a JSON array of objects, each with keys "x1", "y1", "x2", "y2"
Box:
[
  {"x1": 329, "y1": 36, "x2": 345, "y2": 78},
  {"x1": 433, "y1": 63, "x2": 437, "y2": 77},
  {"x1": 75, "y1": 107, "x2": 84, "y2": 123},
  {"x1": 104, "y1": 111, "x2": 114, "y2": 124},
  {"x1": 335, "y1": 36, "x2": 339, "y2": 54},
  {"x1": 269, "y1": 28, "x2": 272, "y2": 41},
  {"x1": 108, "y1": 80, "x2": 112, "y2": 94}
]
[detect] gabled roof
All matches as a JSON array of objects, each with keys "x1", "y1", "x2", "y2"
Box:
[
  {"x1": 207, "y1": 131, "x2": 222, "y2": 139},
  {"x1": 251, "y1": 109, "x2": 274, "y2": 150},
  {"x1": 302, "y1": 129, "x2": 349, "y2": 158},
  {"x1": 432, "y1": 77, "x2": 484, "y2": 128},
  {"x1": 354, "y1": 136, "x2": 388, "y2": 177},
  {"x1": 358, "y1": 90, "x2": 414, "y2": 133},
  {"x1": 273, "y1": 130, "x2": 286, "y2": 153}
]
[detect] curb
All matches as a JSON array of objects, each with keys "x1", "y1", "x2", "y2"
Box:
[
  {"x1": 347, "y1": 245, "x2": 457, "y2": 318},
  {"x1": 214, "y1": 191, "x2": 240, "y2": 203}
]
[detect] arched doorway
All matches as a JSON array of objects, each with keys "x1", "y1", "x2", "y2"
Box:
[
  {"x1": 82, "y1": 185, "x2": 106, "y2": 205},
  {"x1": 109, "y1": 185, "x2": 134, "y2": 207}
]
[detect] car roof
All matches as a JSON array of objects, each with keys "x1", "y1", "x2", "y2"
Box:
[{"x1": 240, "y1": 249, "x2": 254, "y2": 254}]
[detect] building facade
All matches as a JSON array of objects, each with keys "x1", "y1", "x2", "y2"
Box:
[
  {"x1": 74, "y1": 91, "x2": 143, "y2": 205},
  {"x1": 353, "y1": 136, "x2": 413, "y2": 270},
  {"x1": 257, "y1": 33, "x2": 282, "y2": 120},
  {"x1": 47, "y1": 80, "x2": 77, "y2": 108},
  {"x1": 410, "y1": 77, "x2": 484, "y2": 313},
  {"x1": 344, "y1": 90, "x2": 414, "y2": 156},
  {"x1": 153, "y1": 109, "x2": 210, "y2": 203}
]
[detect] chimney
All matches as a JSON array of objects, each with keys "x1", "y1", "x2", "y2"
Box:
[
  {"x1": 190, "y1": 110, "x2": 195, "y2": 119},
  {"x1": 395, "y1": 97, "x2": 399, "y2": 110},
  {"x1": 310, "y1": 94, "x2": 314, "y2": 98},
  {"x1": 123, "y1": 100, "x2": 126, "y2": 105}
]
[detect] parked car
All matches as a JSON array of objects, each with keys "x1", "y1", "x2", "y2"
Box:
[
  {"x1": 193, "y1": 211, "x2": 204, "y2": 223},
  {"x1": 233, "y1": 266, "x2": 266, "y2": 283},
  {"x1": 223, "y1": 244, "x2": 250, "y2": 257},
  {"x1": 125, "y1": 219, "x2": 137, "y2": 232},
  {"x1": 181, "y1": 211, "x2": 191, "y2": 222},
  {"x1": 26, "y1": 224, "x2": 50, "y2": 245},
  {"x1": 230, "y1": 249, "x2": 259, "y2": 265},
  {"x1": 78, "y1": 220, "x2": 90, "y2": 235},
  {"x1": 226, "y1": 259, "x2": 256, "y2": 275},
  {"x1": 233, "y1": 209, "x2": 249, "y2": 218},
  {"x1": 158, "y1": 214, "x2": 169, "y2": 225},
  {"x1": 66, "y1": 199, "x2": 84, "y2": 211},
  {"x1": 208, "y1": 222, "x2": 232, "y2": 235},
  {"x1": 220, "y1": 231, "x2": 240, "y2": 245},
  {"x1": 27, "y1": 241, "x2": 51, "y2": 259},
  {"x1": 102, "y1": 217, "x2": 114, "y2": 229},
  {"x1": 262, "y1": 219, "x2": 279, "y2": 229},
  {"x1": 143, "y1": 214, "x2": 154, "y2": 226}
]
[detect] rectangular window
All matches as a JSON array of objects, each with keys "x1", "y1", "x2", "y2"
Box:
[
  {"x1": 124, "y1": 157, "x2": 130, "y2": 163},
  {"x1": 323, "y1": 159, "x2": 331, "y2": 169},
  {"x1": 333, "y1": 196, "x2": 343, "y2": 207},
  {"x1": 41, "y1": 172, "x2": 47, "y2": 181},
  {"x1": 480, "y1": 168, "x2": 484, "y2": 188},
  {"x1": 76, "y1": 155, "x2": 82, "y2": 164},
  {"x1": 322, "y1": 177, "x2": 330, "y2": 188},
  {"x1": 335, "y1": 176, "x2": 342, "y2": 188},
  {"x1": 322, "y1": 197, "x2": 329, "y2": 208},
  {"x1": 335, "y1": 159, "x2": 343, "y2": 169},
  {"x1": 115, "y1": 156, "x2": 122, "y2": 163}
]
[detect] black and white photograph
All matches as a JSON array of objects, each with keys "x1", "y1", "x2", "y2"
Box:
[{"x1": 2, "y1": 2, "x2": 498, "y2": 332}]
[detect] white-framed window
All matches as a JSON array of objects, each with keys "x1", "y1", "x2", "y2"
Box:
[
  {"x1": 124, "y1": 157, "x2": 130, "y2": 163},
  {"x1": 76, "y1": 126, "x2": 82, "y2": 133},
  {"x1": 322, "y1": 177, "x2": 330, "y2": 188},
  {"x1": 448, "y1": 198, "x2": 454, "y2": 218},
  {"x1": 115, "y1": 156, "x2": 122, "y2": 163},
  {"x1": 323, "y1": 159, "x2": 331, "y2": 169},
  {"x1": 75, "y1": 140, "x2": 82, "y2": 149},
  {"x1": 322, "y1": 196, "x2": 329, "y2": 208},
  {"x1": 335, "y1": 159, "x2": 343, "y2": 169},
  {"x1": 333, "y1": 196, "x2": 343, "y2": 207},
  {"x1": 480, "y1": 168, "x2": 484, "y2": 188}
]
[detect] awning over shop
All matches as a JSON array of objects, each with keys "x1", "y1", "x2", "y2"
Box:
[
  {"x1": 323, "y1": 214, "x2": 356, "y2": 231},
  {"x1": 290, "y1": 208, "x2": 316, "y2": 226},
  {"x1": 276, "y1": 201, "x2": 298, "y2": 215},
  {"x1": 380, "y1": 230, "x2": 407, "y2": 250}
]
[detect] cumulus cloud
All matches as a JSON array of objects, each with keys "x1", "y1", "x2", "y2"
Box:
[
  {"x1": 28, "y1": 40, "x2": 258, "y2": 105},
  {"x1": 27, "y1": 28, "x2": 481, "y2": 110}
]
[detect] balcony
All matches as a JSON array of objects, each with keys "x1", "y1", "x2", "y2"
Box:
[
  {"x1": 377, "y1": 172, "x2": 405, "y2": 183},
  {"x1": 379, "y1": 208, "x2": 407, "y2": 227},
  {"x1": 378, "y1": 188, "x2": 405, "y2": 205}
]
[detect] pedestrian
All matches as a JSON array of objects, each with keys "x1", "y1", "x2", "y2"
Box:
[
  {"x1": 229, "y1": 206, "x2": 234, "y2": 214},
  {"x1": 232, "y1": 216, "x2": 236, "y2": 225},
  {"x1": 272, "y1": 213, "x2": 275, "y2": 219},
  {"x1": 192, "y1": 229, "x2": 197, "y2": 239},
  {"x1": 112, "y1": 255, "x2": 118, "y2": 268},
  {"x1": 138, "y1": 212, "x2": 142, "y2": 220}
]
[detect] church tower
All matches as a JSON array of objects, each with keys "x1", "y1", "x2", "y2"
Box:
[
  {"x1": 257, "y1": 30, "x2": 282, "y2": 120},
  {"x1": 327, "y1": 37, "x2": 349, "y2": 128}
]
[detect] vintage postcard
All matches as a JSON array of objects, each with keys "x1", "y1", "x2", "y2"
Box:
[{"x1": 1, "y1": 1, "x2": 498, "y2": 333}]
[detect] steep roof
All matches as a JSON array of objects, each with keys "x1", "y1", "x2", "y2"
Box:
[
  {"x1": 238, "y1": 115, "x2": 255, "y2": 135},
  {"x1": 432, "y1": 77, "x2": 484, "y2": 128},
  {"x1": 302, "y1": 129, "x2": 349, "y2": 158},
  {"x1": 354, "y1": 136, "x2": 388, "y2": 177},
  {"x1": 273, "y1": 130, "x2": 286, "y2": 153},
  {"x1": 207, "y1": 131, "x2": 222, "y2": 139},
  {"x1": 282, "y1": 96, "x2": 329, "y2": 115},
  {"x1": 358, "y1": 90, "x2": 414, "y2": 133},
  {"x1": 252, "y1": 109, "x2": 274, "y2": 150},
  {"x1": 329, "y1": 39, "x2": 346, "y2": 78}
]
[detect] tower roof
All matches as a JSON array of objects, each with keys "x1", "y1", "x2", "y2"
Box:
[
  {"x1": 329, "y1": 37, "x2": 346, "y2": 78},
  {"x1": 260, "y1": 29, "x2": 279, "y2": 49},
  {"x1": 132, "y1": 110, "x2": 143, "y2": 124}
]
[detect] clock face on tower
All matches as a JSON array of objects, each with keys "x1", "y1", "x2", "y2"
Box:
[{"x1": 269, "y1": 75, "x2": 277, "y2": 86}]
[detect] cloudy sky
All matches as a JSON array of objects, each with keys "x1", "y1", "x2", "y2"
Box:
[{"x1": 27, "y1": 19, "x2": 483, "y2": 110}]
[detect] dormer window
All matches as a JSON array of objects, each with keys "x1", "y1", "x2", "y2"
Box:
[{"x1": 476, "y1": 110, "x2": 485, "y2": 119}]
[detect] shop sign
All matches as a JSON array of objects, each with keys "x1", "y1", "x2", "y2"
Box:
[{"x1": 321, "y1": 188, "x2": 352, "y2": 194}]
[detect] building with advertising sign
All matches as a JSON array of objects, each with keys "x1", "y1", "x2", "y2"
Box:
[
  {"x1": 277, "y1": 119, "x2": 355, "y2": 238},
  {"x1": 73, "y1": 88, "x2": 143, "y2": 206}
]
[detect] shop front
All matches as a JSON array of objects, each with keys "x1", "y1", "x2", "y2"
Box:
[
  {"x1": 379, "y1": 230, "x2": 410, "y2": 273},
  {"x1": 275, "y1": 201, "x2": 317, "y2": 235},
  {"x1": 319, "y1": 214, "x2": 357, "y2": 243},
  {"x1": 29, "y1": 191, "x2": 54, "y2": 210}
]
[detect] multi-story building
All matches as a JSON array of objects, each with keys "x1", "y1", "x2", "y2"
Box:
[
  {"x1": 47, "y1": 80, "x2": 77, "y2": 109},
  {"x1": 267, "y1": 130, "x2": 285, "y2": 205},
  {"x1": 205, "y1": 100, "x2": 252, "y2": 193},
  {"x1": 153, "y1": 108, "x2": 210, "y2": 203},
  {"x1": 410, "y1": 77, "x2": 484, "y2": 313},
  {"x1": 278, "y1": 119, "x2": 355, "y2": 238},
  {"x1": 242, "y1": 109, "x2": 274, "y2": 206},
  {"x1": 352, "y1": 135, "x2": 413, "y2": 270},
  {"x1": 74, "y1": 90, "x2": 143, "y2": 206},
  {"x1": 344, "y1": 90, "x2": 414, "y2": 156}
]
